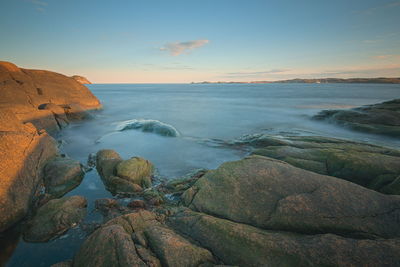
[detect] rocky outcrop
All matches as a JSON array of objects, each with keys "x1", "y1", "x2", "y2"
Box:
[
  {"x1": 0, "y1": 61, "x2": 101, "y2": 232},
  {"x1": 73, "y1": 210, "x2": 215, "y2": 267},
  {"x1": 168, "y1": 156, "x2": 400, "y2": 266},
  {"x1": 0, "y1": 61, "x2": 101, "y2": 133},
  {"x1": 313, "y1": 99, "x2": 400, "y2": 137},
  {"x1": 23, "y1": 195, "x2": 87, "y2": 242},
  {"x1": 43, "y1": 156, "x2": 85, "y2": 198},
  {"x1": 71, "y1": 75, "x2": 91, "y2": 84},
  {"x1": 96, "y1": 150, "x2": 153, "y2": 194},
  {"x1": 234, "y1": 134, "x2": 400, "y2": 194}
]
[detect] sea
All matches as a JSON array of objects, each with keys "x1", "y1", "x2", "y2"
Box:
[{"x1": 2, "y1": 83, "x2": 400, "y2": 266}]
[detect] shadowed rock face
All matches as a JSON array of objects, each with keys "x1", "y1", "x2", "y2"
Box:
[
  {"x1": 23, "y1": 196, "x2": 87, "y2": 242},
  {"x1": 234, "y1": 134, "x2": 400, "y2": 194},
  {"x1": 0, "y1": 61, "x2": 101, "y2": 232},
  {"x1": 43, "y1": 157, "x2": 85, "y2": 198},
  {"x1": 313, "y1": 99, "x2": 400, "y2": 137}
]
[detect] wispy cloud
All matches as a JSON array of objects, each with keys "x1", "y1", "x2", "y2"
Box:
[
  {"x1": 372, "y1": 54, "x2": 400, "y2": 60},
  {"x1": 357, "y1": 1, "x2": 400, "y2": 15},
  {"x1": 27, "y1": 0, "x2": 48, "y2": 12},
  {"x1": 160, "y1": 39, "x2": 209, "y2": 56}
]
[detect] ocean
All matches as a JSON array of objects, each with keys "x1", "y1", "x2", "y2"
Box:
[{"x1": 4, "y1": 82, "x2": 400, "y2": 266}]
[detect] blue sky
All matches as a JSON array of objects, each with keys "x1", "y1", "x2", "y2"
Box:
[{"x1": 0, "y1": 0, "x2": 399, "y2": 82}]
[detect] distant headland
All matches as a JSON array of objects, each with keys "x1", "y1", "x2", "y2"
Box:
[{"x1": 192, "y1": 77, "x2": 400, "y2": 84}]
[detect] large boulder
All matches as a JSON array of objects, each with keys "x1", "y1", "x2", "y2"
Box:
[
  {"x1": 43, "y1": 156, "x2": 85, "y2": 198},
  {"x1": 0, "y1": 110, "x2": 58, "y2": 232},
  {"x1": 182, "y1": 156, "x2": 400, "y2": 239},
  {"x1": 96, "y1": 150, "x2": 153, "y2": 194},
  {"x1": 235, "y1": 134, "x2": 400, "y2": 194},
  {"x1": 313, "y1": 98, "x2": 400, "y2": 137},
  {"x1": 23, "y1": 195, "x2": 87, "y2": 242},
  {"x1": 73, "y1": 211, "x2": 214, "y2": 267}
]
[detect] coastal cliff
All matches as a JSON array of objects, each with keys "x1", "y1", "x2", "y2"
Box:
[
  {"x1": 0, "y1": 61, "x2": 101, "y2": 232},
  {"x1": 71, "y1": 75, "x2": 92, "y2": 85}
]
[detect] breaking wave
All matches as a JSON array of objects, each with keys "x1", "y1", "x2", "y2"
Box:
[{"x1": 116, "y1": 119, "x2": 180, "y2": 137}]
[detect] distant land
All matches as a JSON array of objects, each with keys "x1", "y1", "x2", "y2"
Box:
[{"x1": 192, "y1": 77, "x2": 400, "y2": 84}]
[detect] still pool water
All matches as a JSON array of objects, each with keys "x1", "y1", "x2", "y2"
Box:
[{"x1": 3, "y1": 83, "x2": 400, "y2": 266}]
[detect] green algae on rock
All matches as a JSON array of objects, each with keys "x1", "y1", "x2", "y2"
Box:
[{"x1": 96, "y1": 149, "x2": 153, "y2": 195}]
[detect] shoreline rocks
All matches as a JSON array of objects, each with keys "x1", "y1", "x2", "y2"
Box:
[
  {"x1": 313, "y1": 98, "x2": 400, "y2": 137},
  {"x1": 69, "y1": 154, "x2": 400, "y2": 266}
]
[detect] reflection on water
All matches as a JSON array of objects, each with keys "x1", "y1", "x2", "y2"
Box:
[{"x1": 3, "y1": 83, "x2": 400, "y2": 266}]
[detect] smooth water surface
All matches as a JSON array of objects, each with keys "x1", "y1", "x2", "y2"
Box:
[{"x1": 5, "y1": 83, "x2": 400, "y2": 266}]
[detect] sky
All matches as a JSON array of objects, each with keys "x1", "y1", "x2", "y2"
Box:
[{"x1": 0, "y1": 0, "x2": 400, "y2": 83}]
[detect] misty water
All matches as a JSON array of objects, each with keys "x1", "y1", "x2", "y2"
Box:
[{"x1": 4, "y1": 83, "x2": 400, "y2": 266}]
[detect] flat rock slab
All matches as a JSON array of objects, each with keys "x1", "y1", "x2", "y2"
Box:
[
  {"x1": 24, "y1": 195, "x2": 87, "y2": 242},
  {"x1": 236, "y1": 134, "x2": 400, "y2": 194},
  {"x1": 169, "y1": 209, "x2": 400, "y2": 267}
]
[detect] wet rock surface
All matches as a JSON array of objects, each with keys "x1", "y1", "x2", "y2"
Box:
[
  {"x1": 23, "y1": 196, "x2": 87, "y2": 242},
  {"x1": 313, "y1": 98, "x2": 400, "y2": 137}
]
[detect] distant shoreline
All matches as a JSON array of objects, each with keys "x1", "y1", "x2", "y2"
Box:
[{"x1": 191, "y1": 77, "x2": 400, "y2": 84}]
